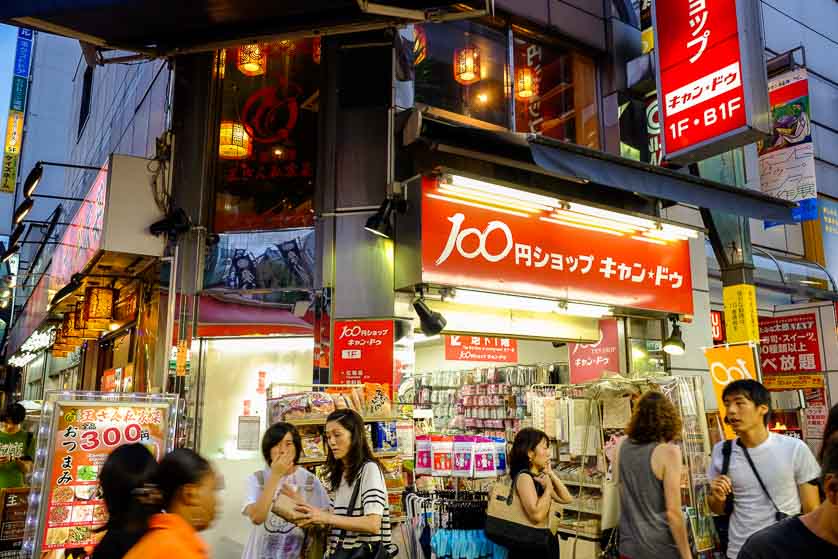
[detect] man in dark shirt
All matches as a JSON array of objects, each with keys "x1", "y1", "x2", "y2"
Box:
[{"x1": 739, "y1": 437, "x2": 838, "y2": 558}]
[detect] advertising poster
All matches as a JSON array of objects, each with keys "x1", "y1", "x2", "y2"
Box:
[
  {"x1": 759, "y1": 68, "x2": 817, "y2": 225},
  {"x1": 758, "y1": 313, "x2": 821, "y2": 378},
  {"x1": 332, "y1": 319, "x2": 394, "y2": 391},
  {"x1": 703, "y1": 343, "x2": 760, "y2": 439},
  {"x1": 24, "y1": 394, "x2": 177, "y2": 559},
  {"x1": 568, "y1": 318, "x2": 620, "y2": 383},
  {"x1": 0, "y1": 489, "x2": 29, "y2": 557},
  {"x1": 444, "y1": 336, "x2": 518, "y2": 363},
  {"x1": 722, "y1": 283, "x2": 760, "y2": 344}
]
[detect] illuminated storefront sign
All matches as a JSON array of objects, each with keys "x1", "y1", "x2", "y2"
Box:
[
  {"x1": 419, "y1": 175, "x2": 695, "y2": 316},
  {"x1": 652, "y1": 0, "x2": 769, "y2": 164},
  {"x1": 1, "y1": 28, "x2": 33, "y2": 194}
]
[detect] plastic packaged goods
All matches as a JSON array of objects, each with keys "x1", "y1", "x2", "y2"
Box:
[
  {"x1": 430, "y1": 434, "x2": 454, "y2": 476},
  {"x1": 453, "y1": 435, "x2": 476, "y2": 477},
  {"x1": 365, "y1": 383, "x2": 392, "y2": 417},
  {"x1": 415, "y1": 435, "x2": 432, "y2": 474},
  {"x1": 372, "y1": 421, "x2": 398, "y2": 452},
  {"x1": 492, "y1": 437, "x2": 507, "y2": 475},
  {"x1": 396, "y1": 420, "x2": 414, "y2": 457},
  {"x1": 472, "y1": 437, "x2": 497, "y2": 478},
  {"x1": 380, "y1": 456, "x2": 405, "y2": 491},
  {"x1": 299, "y1": 426, "x2": 326, "y2": 460},
  {"x1": 308, "y1": 392, "x2": 336, "y2": 417}
]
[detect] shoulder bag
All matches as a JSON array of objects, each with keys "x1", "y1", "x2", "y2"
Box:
[
  {"x1": 712, "y1": 439, "x2": 734, "y2": 553},
  {"x1": 485, "y1": 471, "x2": 559, "y2": 553},
  {"x1": 326, "y1": 463, "x2": 398, "y2": 559},
  {"x1": 737, "y1": 440, "x2": 788, "y2": 522},
  {"x1": 254, "y1": 470, "x2": 303, "y2": 524}
]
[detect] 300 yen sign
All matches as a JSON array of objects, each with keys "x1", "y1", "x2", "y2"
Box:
[
  {"x1": 668, "y1": 96, "x2": 742, "y2": 140},
  {"x1": 78, "y1": 424, "x2": 144, "y2": 451}
]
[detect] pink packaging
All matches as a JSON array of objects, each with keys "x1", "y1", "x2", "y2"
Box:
[
  {"x1": 415, "y1": 435, "x2": 432, "y2": 474},
  {"x1": 473, "y1": 436, "x2": 497, "y2": 478},
  {"x1": 431, "y1": 434, "x2": 454, "y2": 476},
  {"x1": 453, "y1": 435, "x2": 475, "y2": 477}
]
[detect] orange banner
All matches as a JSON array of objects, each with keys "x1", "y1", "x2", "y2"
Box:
[{"x1": 703, "y1": 343, "x2": 760, "y2": 439}]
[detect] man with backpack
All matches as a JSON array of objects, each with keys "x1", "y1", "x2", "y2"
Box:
[{"x1": 707, "y1": 380, "x2": 821, "y2": 558}]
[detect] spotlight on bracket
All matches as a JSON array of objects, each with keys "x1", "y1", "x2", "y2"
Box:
[
  {"x1": 364, "y1": 196, "x2": 407, "y2": 239},
  {"x1": 413, "y1": 296, "x2": 447, "y2": 336},
  {"x1": 149, "y1": 208, "x2": 191, "y2": 237},
  {"x1": 22, "y1": 163, "x2": 44, "y2": 198},
  {"x1": 663, "y1": 316, "x2": 685, "y2": 356},
  {"x1": 12, "y1": 198, "x2": 34, "y2": 225}
]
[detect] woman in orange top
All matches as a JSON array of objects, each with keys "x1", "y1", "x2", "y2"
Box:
[{"x1": 124, "y1": 448, "x2": 220, "y2": 559}]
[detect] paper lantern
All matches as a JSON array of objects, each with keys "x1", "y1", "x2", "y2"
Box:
[
  {"x1": 453, "y1": 46, "x2": 480, "y2": 85},
  {"x1": 515, "y1": 67, "x2": 537, "y2": 100},
  {"x1": 219, "y1": 121, "x2": 252, "y2": 160},
  {"x1": 312, "y1": 37, "x2": 321, "y2": 64},
  {"x1": 216, "y1": 49, "x2": 227, "y2": 79},
  {"x1": 413, "y1": 26, "x2": 427, "y2": 66},
  {"x1": 237, "y1": 44, "x2": 267, "y2": 76},
  {"x1": 84, "y1": 286, "x2": 117, "y2": 321}
]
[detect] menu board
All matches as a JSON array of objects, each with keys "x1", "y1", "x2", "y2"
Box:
[
  {"x1": 0, "y1": 488, "x2": 28, "y2": 557},
  {"x1": 25, "y1": 395, "x2": 177, "y2": 559}
]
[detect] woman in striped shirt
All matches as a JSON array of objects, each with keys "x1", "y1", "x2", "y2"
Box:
[{"x1": 294, "y1": 409, "x2": 393, "y2": 556}]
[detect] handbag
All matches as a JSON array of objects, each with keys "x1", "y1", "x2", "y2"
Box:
[
  {"x1": 326, "y1": 463, "x2": 398, "y2": 559},
  {"x1": 485, "y1": 471, "x2": 559, "y2": 553},
  {"x1": 254, "y1": 470, "x2": 305, "y2": 523}
]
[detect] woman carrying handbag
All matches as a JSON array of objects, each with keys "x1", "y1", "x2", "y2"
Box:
[
  {"x1": 294, "y1": 410, "x2": 398, "y2": 559},
  {"x1": 242, "y1": 422, "x2": 330, "y2": 559}
]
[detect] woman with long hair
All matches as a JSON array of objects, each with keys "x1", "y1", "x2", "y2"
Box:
[
  {"x1": 242, "y1": 422, "x2": 329, "y2": 559},
  {"x1": 615, "y1": 392, "x2": 692, "y2": 559},
  {"x1": 124, "y1": 448, "x2": 220, "y2": 559},
  {"x1": 294, "y1": 409, "x2": 395, "y2": 557},
  {"x1": 93, "y1": 444, "x2": 158, "y2": 559},
  {"x1": 505, "y1": 428, "x2": 571, "y2": 557}
]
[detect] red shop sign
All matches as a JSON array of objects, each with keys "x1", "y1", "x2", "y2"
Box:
[
  {"x1": 420, "y1": 177, "x2": 694, "y2": 316},
  {"x1": 652, "y1": 0, "x2": 768, "y2": 163},
  {"x1": 758, "y1": 313, "x2": 822, "y2": 375},
  {"x1": 332, "y1": 319, "x2": 394, "y2": 390},
  {"x1": 568, "y1": 318, "x2": 620, "y2": 383},
  {"x1": 710, "y1": 310, "x2": 726, "y2": 343},
  {"x1": 444, "y1": 335, "x2": 518, "y2": 363}
]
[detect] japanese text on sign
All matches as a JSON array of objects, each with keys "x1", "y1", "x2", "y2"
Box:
[
  {"x1": 422, "y1": 177, "x2": 693, "y2": 316},
  {"x1": 444, "y1": 336, "x2": 518, "y2": 363},
  {"x1": 722, "y1": 284, "x2": 759, "y2": 343},
  {"x1": 568, "y1": 319, "x2": 619, "y2": 383},
  {"x1": 758, "y1": 313, "x2": 822, "y2": 375},
  {"x1": 332, "y1": 319, "x2": 394, "y2": 390}
]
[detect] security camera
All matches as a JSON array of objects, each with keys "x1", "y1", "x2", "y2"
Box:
[{"x1": 149, "y1": 208, "x2": 191, "y2": 237}]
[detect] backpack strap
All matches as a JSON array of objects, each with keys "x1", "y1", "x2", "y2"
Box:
[
  {"x1": 720, "y1": 439, "x2": 734, "y2": 514},
  {"x1": 255, "y1": 470, "x2": 265, "y2": 489}
]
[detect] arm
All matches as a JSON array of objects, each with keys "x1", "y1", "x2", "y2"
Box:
[
  {"x1": 706, "y1": 443, "x2": 731, "y2": 516},
  {"x1": 244, "y1": 450, "x2": 295, "y2": 525},
  {"x1": 516, "y1": 474, "x2": 553, "y2": 524},
  {"x1": 798, "y1": 483, "x2": 819, "y2": 514},
  {"x1": 660, "y1": 445, "x2": 692, "y2": 559},
  {"x1": 296, "y1": 508, "x2": 382, "y2": 534},
  {"x1": 543, "y1": 466, "x2": 572, "y2": 504}
]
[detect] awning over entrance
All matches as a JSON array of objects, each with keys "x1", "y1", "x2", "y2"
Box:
[
  {"x1": 403, "y1": 111, "x2": 796, "y2": 224},
  {"x1": 2, "y1": 0, "x2": 489, "y2": 55},
  {"x1": 173, "y1": 294, "x2": 313, "y2": 338}
]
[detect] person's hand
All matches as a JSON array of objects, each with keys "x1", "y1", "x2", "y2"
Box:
[
  {"x1": 271, "y1": 448, "x2": 295, "y2": 478},
  {"x1": 0, "y1": 456, "x2": 10, "y2": 464},
  {"x1": 280, "y1": 484, "x2": 304, "y2": 505},
  {"x1": 295, "y1": 503, "x2": 330, "y2": 527},
  {"x1": 710, "y1": 475, "x2": 733, "y2": 501}
]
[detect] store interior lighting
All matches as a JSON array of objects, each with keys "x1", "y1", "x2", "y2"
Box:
[
  {"x1": 443, "y1": 288, "x2": 611, "y2": 318},
  {"x1": 663, "y1": 316, "x2": 686, "y2": 356},
  {"x1": 413, "y1": 296, "x2": 447, "y2": 336},
  {"x1": 435, "y1": 174, "x2": 699, "y2": 243}
]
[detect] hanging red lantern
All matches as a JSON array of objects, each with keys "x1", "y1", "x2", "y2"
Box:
[
  {"x1": 237, "y1": 43, "x2": 267, "y2": 76},
  {"x1": 84, "y1": 286, "x2": 117, "y2": 321},
  {"x1": 219, "y1": 121, "x2": 253, "y2": 160},
  {"x1": 515, "y1": 67, "x2": 538, "y2": 100},
  {"x1": 312, "y1": 37, "x2": 322, "y2": 64},
  {"x1": 453, "y1": 45, "x2": 480, "y2": 85}
]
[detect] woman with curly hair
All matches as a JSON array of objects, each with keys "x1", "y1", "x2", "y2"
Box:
[{"x1": 614, "y1": 391, "x2": 692, "y2": 559}]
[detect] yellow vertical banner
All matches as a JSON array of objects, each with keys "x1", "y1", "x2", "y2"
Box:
[
  {"x1": 722, "y1": 283, "x2": 760, "y2": 343},
  {"x1": 703, "y1": 343, "x2": 761, "y2": 439},
  {"x1": 0, "y1": 153, "x2": 17, "y2": 193}
]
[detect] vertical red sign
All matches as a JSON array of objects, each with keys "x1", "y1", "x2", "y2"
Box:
[
  {"x1": 568, "y1": 319, "x2": 620, "y2": 383},
  {"x1": 332, "y1": 319, "x2": 394, "y2": 389},
  {"x1": 653, "y1": 0, "x2": 763, "y2": 163},
  {"x1": 758, "y1": 313, "x2": 822, "y2": 375},
  {"x1": 444, "y1": 336, "x2": 519, "y2": 363},
  {"x1": 710, "y1": 310, "x2": 726, "y2": 343}
]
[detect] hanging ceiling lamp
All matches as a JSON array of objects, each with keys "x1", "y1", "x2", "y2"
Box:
[
  {"x1": 515, "y1": 67, "x2": 537, "y2": 100},
  {"x1": 84, "y1": 286, "x2": 117, "y2": 322},
  {"x1": 219, "y1": 121, "x2": 253, "y2": 160},
  {"x1": 453, "y1": 45, "x2": 481, "y2": 85},
  {"x1": 237, "y1": 43, "x2": 267, "y2": 76},
  {"x1": 216, "y1": 49, "x2": 227, "y2": 79},
  {"x1": 312, "y1": 37, "x2": 322, "y2": 64}
]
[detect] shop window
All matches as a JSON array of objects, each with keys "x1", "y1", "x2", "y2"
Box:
[
  {"x1": 78, "y1": 65, "x2": 94, "y2": 139},
  {"x1": 413, "y1": 21, "x2": 510, "y2": 128},
  {"x1": 213, "y1": 40, "x2": 320, "y2": 233},
  {"x1": 627, "y1": 318, "x2": 665, "y2": 375},
  {"x1": 513, "y1": 36, "x2": 600, "y2": 149}
]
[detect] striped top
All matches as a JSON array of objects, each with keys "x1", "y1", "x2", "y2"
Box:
[{"x1": 328, "y1": 462, "x2": 391, "y2": 553}]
